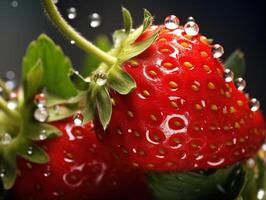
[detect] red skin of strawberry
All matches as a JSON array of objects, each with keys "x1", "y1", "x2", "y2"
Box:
[
  {"x1": 13, "y1": 119, "x2": 149, "y2": 200},
  {"x1": 96, "y1": 25, "x2": 266, "y2": 171}
]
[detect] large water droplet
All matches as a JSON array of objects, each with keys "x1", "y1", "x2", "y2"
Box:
[
  {"x1": 212, "y1": 44, "x2": 224, "y2": 58},
  {"x1": 73, "y1": 113, "x2": 84, "y2": 126},
  {"x1": 27, "y1": 146, "x2": 33, "y2": 155},
  {"x1": 223, "y1": 69, "x2": 234, "y2": 82},
  {"x1": 34, "y1": 107, "x2": 49, "y2": 122},
  {"x1": 164, "y1": 15, "x2": 180, "y2": 30},
  {"x1": 11, "y1": 1, "x2": 18, "y2": 8},
  {"x1": 89, "y1": 13, "x2": 101, "y2": 28},
  {"x1": 67, "y1": 7, "x2": 77, "y2": 20},
  {"x1": 7, "y1": 100, "x2": 17, "y2": 110},
  {"x1": 0, "y1": 133, "x2": 12, "y2": 145},
  {"x1": 249, "y1": 98, "x2": 260, "y2": 112},
  {"x1": 234, "y1": 77, "x2": 246, "y2": 91},
  {"x1": 257, "y1": 189, "x2": 265, "y2": 200},
  {"x1": 34, "y1": 93, "x2": 47, "y2": 108},
  {"x1": 184, "y1": 21, "x2": 199, "y2": 36}
]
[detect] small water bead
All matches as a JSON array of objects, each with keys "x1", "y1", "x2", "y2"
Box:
[
  {"x1": 34, "y1": 93, "x2": 47, "y2": 108},
  {"x1": 27, "y1": 146, "x2": 33, "y2": 155},
  {"x1": 11, "y1": 1, "x2": 18, "y2": 8},
  {"x1": 53, "y1": 0, "x2": 59, "y2": 4},
  {"x1": 34, "y1": 107, "x2": 49, "y2": 122},
  {"x1": 67, "y1": 7, "x2": 77, "y2": 20},
  {"x1": 89, "y1": 13, "x2": 101, "y2": 28},
  {"x1": 246, "y1": 158, "x2": 256, "y2": 168},
  {"x1": 187, "y1": 16, "x2": 195, "y2": 22},
  {"x1": 95, "y1": 72, "x2": 107, "y2": 86},
  {"x1": 234, "y1": 77, "x2": 246, "y2": 91},
  {"x1": 39, "y1": 130, "x2": 47, "y2": 141},
  {"x1": 0, "y1": 133, "x2": 12, "y2": 145},
  {"x1": 212, "y1": 44, "x2": 224, "y2": 58},
  {"x1": 223, "y1": 69, "x2": 234, "y2": 82},
  {"x1": 164, "y1": 15, "x2": 180, "y2": 30},
  {"x1": 7, "y1": 100, "x2": 17, "y2": 110},
  {"x1": 73, "y1": 113, "x2": 84, "y2": 126},
  {"x1": 0, "y1": 169, "x2": 6, "y2": 178},
  {"x1": 257, "y1": 189, "x2": 265, "y2": 200},
  {"x1": 70, "y1": 40, "x2": 75, "y2": 45},
  {"x1": 249, "y1": 98, "x2": 260, "y2": 112},
  {"x1": 6, "y1": 71, "x2": 16, "y2": 80},
  {"x1": 184, "y1": 21, "x2": 199, "y2": 36},
  {"x1": 5, "y1": 80, "x2": 16, "y2": 90}
]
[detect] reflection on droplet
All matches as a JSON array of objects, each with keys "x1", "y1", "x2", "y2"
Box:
[
  {"x1": 27, "y1": 146, "x2": 33, "y2": 155},
  {"x1": 70, "y1": 40, "x2": 75, "y2": 45},
  {"x1": 257, "y1": 189, "x2": 265, "y2": 200},
  {"x1": 249, "y1": 98, "x2": 260, "y2": 112},
  {"x1": 223, "y1": 69, "x2": 234, "y2": 82},
  {"x1": 234, "y1": 78, "x2": 246, "y2": 91},
  {"x1": 67, "y1": 7, "x2": 77, "y2": 20},
  {"x1": 212, "y1": 44, "x2": 224, "y2": 58},
  {"x1": 184, "y1": 21, "x2": 199, "y2": 36},
  {"x1": 34, "y1": 93, "x2": 47, "y2": 108},
  {"x1": 7, "y1": 100, "x2": 17, "y2": 110},
  {"x1": 73, "y1": 113, "x2": 84, "y2": 126},
  {"x1": 89, "y1": 13, "x2": 101, "y2": 28},
  {"x1": 0, "y1": 133, "x2": 12, "y2": 145},
  {"x1": 39, "y1": 130, "x2": 47, "y2": 141},
  {"x1": 11, "y1": 1, "x2": 18, "y2": 8},
  {"x1": 164, "y1": 15, "x2": 180, "y2": 30},
  {"x1": 34, "y1": 107, "x2": 49, "y2": 122}
]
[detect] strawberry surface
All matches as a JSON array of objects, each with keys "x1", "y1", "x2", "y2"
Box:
[
  {"x1": 96, "y1": 25, "x2": 266, "y2": 171},
  {"x1": 13, "y1": 119, "x2": 149, "y2": 200}
]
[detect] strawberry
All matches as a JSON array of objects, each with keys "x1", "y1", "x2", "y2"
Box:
[{"x1": 12, "y1": 119, "x2": 149, "y2": 200}]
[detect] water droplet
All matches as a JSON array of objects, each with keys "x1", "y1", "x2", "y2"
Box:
[
  {"x1": 262, "y1": 143, "x2": 266, "y2": 152},
  {"x1": 5, "y1": 80, "x2": 16, "y2": 90},
  {"x1": 6, "y1": 71, "x2": 16, "y2": 80},
  {"x1": 184, "y1": 21, "x2": 199, "y2": 36},
  {"x1": 257, "y1": 189, "x2": 265, "y2": 200},
  {"x1": 89, "y1": 13, "x2": 101, "y2": 28},
  {"x1": 95, "y1": 72, "x2": 107, "y2": 86},
  {"x1": 7, "y1": 100, "x2": 17, "y2": 110},
  {"x1": 249, "y1": 98, "x2": 260, "y2": 112},
  {"x1": 246, "y1": 158, "x2": 256, "y2": 168},
  {"x1": 11, "y1": 1, "x2": 18, "y2": 8},
  {"x1": 0, "y1": 169, "x2": 6, "y2": 178},
  {"x1": 0, "y1": 133, "x2": 12, "y2": 145},
  {"x1": 187, "y1": 16, "x2": 195, "y2": 22},
  {"x1": 53, "y1": 0, "x2": 59, "y2": 4},
  {"x1": 164, "y1": 15, "x2": 180, "y2": 30},
  {"x1": 39, "y1": 130, "x2": 47, "y2": 141},
  {"x1": 234, "y1": 77, "x2": 246, "y2": 91},
  {"x1": 34, "y1": 93, "x2": 47, "y2": 108},
  {"x1": 34, "y1": 107, "x2": 49, "y2": 122},
  {"x1": 67, "y1": 7, "x2": 77, "y2": 20},
  {"x1": 70, "y1": 40, "x2": 75, "y2": 44},
  {"x1": 212, "y1": 44, "x2": 224, "y2": 58},
  {"x1": 223, "y1": 69, "x2": 234, "y2": 82},
  {"x1": 73, "y1": 113, "x2": 84, "y2": 126},
  {"x1": 9, "y1": 92, "x2": 17, "y2": 99},
  {"x1": 27, "y1": 146, "x2": 33, "y2": 155}
]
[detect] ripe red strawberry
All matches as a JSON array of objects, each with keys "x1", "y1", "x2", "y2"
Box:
[
  {"x1": 95, "y1": 21, "x2": 266, "y2": 171},
  {"x1": 13, "y1": 119, "x2": 149, "y2": 200}
]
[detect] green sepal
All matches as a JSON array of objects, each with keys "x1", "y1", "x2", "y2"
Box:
[
  {"x1": 0, "y1": 150, "x2": 16, "y2": 190},
  {"x1": 96, "y1": 87, "x2": 112, "y2": 130},
  {"x1": 122, "y1": 7, "x2": 133, "y2": 34},
  {"x1": 112, "y1": 30, "x2": 128, "y2": 48},
  {"x1": 148, "y1": 163, "x2": 246, "y2": 200},
  {"x1": 47, "y1": 104, "x2": 79, "y2": 122},
  {"x1": 22, "y1": 34, "x2": 77, "y2": 98},
  {"x1": 143, "y1": 9, "x2": 153, "y2": 31},
  {"x1": 46, "y1": 92, "x2": 85, "y2": 107},
  {"x1": 17, "y1": 142, "x2": 49, "y2": 164},
  {"x1": 108, "y1": 65, "x2": 136, "y2": 95},
  {"x1": 70, "y1": 70, "x2": 90, "y2": 91},
  {"x1": 118, "y1": 29, "x2": 160, "y2": 62},
  {"x1": 26, "y1": 123, "x2": 62, "y2": 141},
  {"x1": 23, "y1": 59, "x2": 44, "y2": 100},
  {"x1": 224, "y1": 49, "x2": 246, "y2": 77}
]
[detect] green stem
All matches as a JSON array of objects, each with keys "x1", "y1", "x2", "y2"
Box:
[
  {"x1": 42, "y1": 0, "x2": 117, "y2": 66},
  {"x1": 0, "y1": 97, "x2": 20, "y2": 121}
]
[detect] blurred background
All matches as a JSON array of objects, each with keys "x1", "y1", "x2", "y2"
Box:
[{"x1": 0, "y1": 0, "x2": 265, "y2": 114}]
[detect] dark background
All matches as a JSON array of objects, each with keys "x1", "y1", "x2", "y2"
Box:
[{"x1": 0, "y1": 0, "x2": 265, "y2": 114}]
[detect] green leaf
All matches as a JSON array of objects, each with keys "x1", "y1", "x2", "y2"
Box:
[
  {"x1": 122, "y1": 7, "x2": 133, "y2": 34},
  {"x1": 46, "y1": 92, "x2": 85, "y2": 107},
  {"x1": 0, "y1": 150, "x2": 16, "y2": 190},
  {"x1": 118, "y1": 30, "x2": 160, "y2": 62},
  {"x1": 23, "y1": 59, "x2": 44, "y2": 100},
  {"x1": 26, "y1": 123, "x2": 62, "y2": 141},
  {"x1": 22, "y1": 34, "x2": 77, "y2": 98},
  {"x1": 224, "y1": 49, "x2": 246, "y2": 77},
  {"x1": 143, "y1": 9, "x2": 153, "y2": 31},
  {"x1": 108, "y1": 66, "x2": 136, "y2": 95},
  {"x1": 148, "y1": 164, "x2": 246, "y2": 200},
  {"x1": 70, "y1": 70, "x2": 90, "y2": 91},
  {"x1": 47, "y1": 104, "x2": 78, "y2": 122},
  {"x1": 96, "y1": 88, "x2": 112, "y2": 129},
  {"x1": 82, "y1": 35, "x2": 112, "y2": 76},
  {"x1": 17, "y1": 143, "x2": 49, "y2": 164}
]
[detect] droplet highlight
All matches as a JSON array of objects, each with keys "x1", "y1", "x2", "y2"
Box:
[
  {"x1": 234, "y1": 78, "x2": 246, "y2": 91},
  {"x1": 89, "y1": 13, "x2": 101, "y2": 28},
  {"x1": 67, "y1": 7, "x2": 77, "y2": 20},
  {"x1": 212, "y1": 44, "x2": 224, "y2": 58},
  {"x1": 164, "y1": 15, "x2": 180, "y2": 30},
  {"x1": 249, "y1": 98, "x2": 260, "y2": 112},
  {"x1": 223, "y1": 69, "x2": 234, "y2": 82},
  {"x1": 184, "y1": 21, "x2": 199, "y2": 36}
]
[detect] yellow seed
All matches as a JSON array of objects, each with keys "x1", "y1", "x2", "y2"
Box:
[
  {"x1": 200, "y1": 51, "x2": 208, "y2": 57},
  {"x1": 191, "y1": 84, "x2": 199, "y2": 92},
  {"x1": 209, "y1": 125, "x2": 216, "y2": 131},
  {"x1": 209, "y1": 144, "x2": 217, "y2": 149},
  {"x1": 174, "y1": 121, "x2": 182, "y2": 127},
  {"x1": 116, "y1": 128, "x2": 123, "y2": 135},
  {"x1": 160, "y1": 48, "x2": 170, "y2": 53},
  {"x1": 211, "y1": 104, "x2": 218, "y2": 111},
  {"x1": 193, "y1": 125, "x2": 201, "y2": 131},
  {"x1": 229, "y1": 106, "x2": 236, "y2": 113},
  {"x1": 216, "y1": 68, "x2": 222, "y2": 75},
  {"x1": 239, "y1": 137, "x2": 245, "y2": 143},
  {"x1": 200, "y1": 36, "x2": 209, "y2": 45},
  {"x1": 203, "y1": 64, "x2": 211, "y2": 73},
  {"x1": 223, "y1": 125, "x2": 230, "y2": 131},
  {"x1": 142, "y1": 90, "x2": 150, "y2": 97},
  {"x1": 240, "y1": 118, "x2": 245, "y2": 125},
  {"x1": 226, "y1": 141, "x2": 233, "y2": 146},
  {"x1": 195, "y1": 103, "x2": 203, "y2": 110},
  {"x1": 165, "y1": 162, "x2": 174, "y2": 167},
  {"x1": 153, "y1": 133, "x2": 160, "y2": 142},
  {"x1": 170, "y1": 101, "x2": 178, "y2": 108},
  {"x1": 133, "y1": 131, "x2": 140, "y2": 137},
  {"x1": 237, "y1": 100, "x2": 244, "y2": 106},
  {"x1": 183, "y1": 61, "x2": 193, "y2": 68},
  {"x1": 129, "y1": 60, "x2": 139, "y2": 67},
  {"x1": 234, "y1": 122, "x2": 240, "y2": 129},
  {"x1": 169, "y1": 81, "x2": 178, "y2": 89},
  {"x1": 158, "y1": 149, "x2": 166, "y2": 155},
  {"x1": 147, "y1": 163, "x2": 155, "y2": 168},
  {"x1": 149, "y1": 70, "x2": 157, "y2": 77},
  {"x1": 127, "y1": 111, "x2": 134, "y2": 118},
  {"x1": 208, "y1": 82, "x2": 216, "y2": 90},
  {"x1": 150, "y1": 114, "x2": 157, "y2": 121},
  {"x1": 163, "y1": 62, "x2": 173, "y2": 68},
  {"x1": 180, "y1": 42, "x2": 190, "y2": 48},
  {"x1": 138, "y1": 149, "x2": 146, "y2": 156},
  {"x1": 159, "y1": 38, "x2": 167, "y2": 42},
  {"x1": 220, "y1": 89, "x2": 225, "y2": 95},
  {"x1": 111, "y1": 98, "x2": 116, "y2": 106},
  {"x1": 173, "y1": 138, "x2": 181, "y2": 144},
  {"x1": 184, "y1": 34, "x2": 193, "y2": 40},
  {"x1": 225, "y1": 91, "x2": 231, "y2": 98}
]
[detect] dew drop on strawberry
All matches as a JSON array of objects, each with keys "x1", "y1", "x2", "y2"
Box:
[
  {"x1": 164, "y1": 15, "x2": 180, "y2": 30},
  {"x1": 234, "y1": 78, "x2": 246, "y2": 91},
  {"x1": 223, "y1": 68, "x2": 234, "y2": 82},
  {"x1": 212, "y1": 44, "x2": 224, "y2": 58},
  {"x1": 249, "y1": 98, "x2": 260, "y2": 112},
  {"x1": 184, "y1": 20, "x2": 199, "y2": 36}
]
